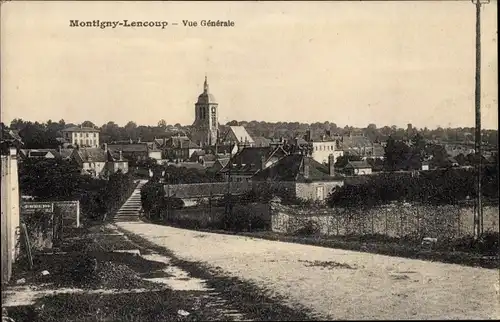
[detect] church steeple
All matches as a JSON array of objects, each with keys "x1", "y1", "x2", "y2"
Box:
[{"x1": 204, "y1": 75, "x2": 209, "y2": 93}]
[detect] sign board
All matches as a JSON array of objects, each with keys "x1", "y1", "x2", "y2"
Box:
[{"x1": 21, "y1": 202, "x2": 54, "y2": 214}]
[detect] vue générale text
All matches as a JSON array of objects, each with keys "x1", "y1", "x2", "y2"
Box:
[{"x1": 69, "y1": 20, "x2": 236, "y2": 29}]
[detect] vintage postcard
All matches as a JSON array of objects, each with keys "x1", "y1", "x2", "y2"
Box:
[{"x1": 1, "y1": 0, "x2": 498, "y2": 321}]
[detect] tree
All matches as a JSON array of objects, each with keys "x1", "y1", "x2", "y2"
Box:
[
  {"x1": 334, "y1": 154, "x2": 362, "y2": 168},
  {"x1": 157, "y1": 119, "x2": 167, "y2": 129},
  {"x1": 81, "y1": 120, "x2": 96, "y2": 128}
]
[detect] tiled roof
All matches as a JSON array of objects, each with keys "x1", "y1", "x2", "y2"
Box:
[
  {"x1": 1, "y1": 129, "x2": 24, "y2": 144},
  {"x1": 341, "y1": 136, "x2": 373, "y2": 149},
  {"x1": 217, "y1": 157, "x2": 230, "y2": 168},
  {"x1": 213, "y1": 144, "x2": 237, "y2": 155},
  {"x1": 168, "y1": 162, "x2": 207, "y2": 171},
  {"x1": 165, "y1": 182, "x2": 252, "y2": 199},
  {"x1": 154, "y1": 138, "x2": 166, "y2": 148},
  {"x1": 252, "y1": 154, "x2": 343, "y2": 182},
  {"x1": 220, "y1": 147, "x2": 279, "y2": 174},
  {"x1": 62, "y1": 126, "x2": 99, "y2": 133},
  {"x1": 346, "y1": 161, "x2": 372, "y2": 169},
  {"x1": 75, "y1": 148, "x2": 107, "y2": 162},
  {"x1": 224, "y1": 126, "x2": 255, "y2": 144},
  {"x1": 107, "y1": 144, "x2": 149, "y2": 153},
  {"x1": 59, "y1": 149, "x2": 74, "y2": 159},
  {"x1": 107, "y1": 150, "x2": 129, "y2": 162},
  {"x1": 201, "y1": 154, "x2": 217, "y2": 162},
  {"x1": 253, "y1": 136, "x2": 271, "y2": 147},
  {"x1": 165, "y1": 136, "x2": 200, "y2": 149},
  {"x1": 20, "y1": 149, "x2": 60, "y2": 158}
]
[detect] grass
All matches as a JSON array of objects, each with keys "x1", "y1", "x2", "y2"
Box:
[
  {"x1": 7, "y1": 290, "x2": 238, "y2": 322},
  {"x1": 4, "y1": 221, "x2": 319, "y2": 321},
  {"x1": 118, "y1": 227, "x2": 320, "y2": 321}
]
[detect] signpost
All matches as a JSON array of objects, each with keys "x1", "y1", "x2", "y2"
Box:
[{"x1": 20, "y1": 202, "x2": 53, "y2": 214}]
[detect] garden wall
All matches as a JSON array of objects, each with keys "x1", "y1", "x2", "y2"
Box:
[
  {"x1": 271, "y1": 201, "x2": 499, "y2": 239},
  {"x1": 158, "y1": 202, "x2": 271, "y2": 230}
]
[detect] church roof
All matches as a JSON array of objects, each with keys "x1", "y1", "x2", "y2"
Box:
[
  {"x1": 225, "y1": 126, "x2": 255, "y2": 144},
  {"x1": 197, "y1": 92, "x2": 217, "y2": 104},
  {"x1": 196, "y1": 76, "x2": 217, "y2": 104}
]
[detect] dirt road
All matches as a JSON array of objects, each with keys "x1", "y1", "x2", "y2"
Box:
[{"x1": 117, "y1": 221, "x2": 500, "y2": 320}]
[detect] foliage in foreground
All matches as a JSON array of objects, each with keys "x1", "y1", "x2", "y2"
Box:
[{"x1": 19, "y1": 158, "x2": 137, "y2": 221}]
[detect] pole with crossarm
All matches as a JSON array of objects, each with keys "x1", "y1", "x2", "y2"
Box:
[{"x1": 472, "y1": 0, "x2": 489, "y2": 239}]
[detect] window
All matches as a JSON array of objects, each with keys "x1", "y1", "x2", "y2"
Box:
[{"x1": 94, "y1": 133, "x2": 96, "y2": 137}]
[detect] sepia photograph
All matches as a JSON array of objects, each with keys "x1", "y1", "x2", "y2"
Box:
[{"x1": 1, "y1": 0, "x2": 498, "y2": 320}]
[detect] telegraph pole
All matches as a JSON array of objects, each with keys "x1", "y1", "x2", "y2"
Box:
[{"x1": 472, "y1": 0, "x2": 489, "y2": 239}]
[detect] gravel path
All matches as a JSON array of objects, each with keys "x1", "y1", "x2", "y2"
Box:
[{"x1": 117, "y1": 222, "x2": 500, "y2": 320}]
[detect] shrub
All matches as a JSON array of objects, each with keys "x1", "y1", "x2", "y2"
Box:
[
  {"x1": 219, "y1": 204, "x2": 268, "y2": 232},
  {"x1": 293, "y1": 219, "x2": 321, "y2": 236}
]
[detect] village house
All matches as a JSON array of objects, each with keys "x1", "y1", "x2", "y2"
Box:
[
  {"x1": 220, "y1": 146, "x2": 289, "y2": 182},
  {"x1": 107, "y1": 142, "x2": 162, "y2": 163},
  {"x1": 341, "y1": 134, "x2": 384, "y2": 160},
  {"x1": 252, "y1": 154, "x2": 344, "y2": 202},
  {"x1": 253, "y1": 136, "x2": 271, "y2": 148},
  {"x1": 0, "y1": 128, "x2": 24, "y2": 152},
  {"x1": 164, "y1": 182, "x2": 252, "y2": 207},
  {"x1": 210, "y1": 157, "x2": 230, "y2": 172},
  {"x1": 163, "y1": 134, "x2": 202, "y2": 162},
  {"x1": 303, "y1": 130, "x2": 344, "y2": 165},
  {"x1": 19, "y1": 149, "x2": 59, "y2": 160},
  {"x1": 220, "y1": 126, "x2": 255, "y2": 151},
  {"x1": 71, "y1": 145, "x2": 129, "y2": 178},
  {"x1": 18, "y1": 147, "x2": 75, "y2": 161},
  {"x1": 344, "y1": 161, "x2": 373, "y2": 176},
  {"x1": 61, "y1": 126, "x2": 100, "y2": 148}
]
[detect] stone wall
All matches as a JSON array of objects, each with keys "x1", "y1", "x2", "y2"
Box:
[
  {"x1": 270, "y1": 201, "x2": 499, "y2": 238},
  {"x1": 295, "y1": 181, "x2": 344, "y2": 201},
  {"x1": 160, "y1": 202, "x2": 271, "y2": 229}
]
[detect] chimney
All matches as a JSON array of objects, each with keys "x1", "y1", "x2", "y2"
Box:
[
  {"x1": 328, "y1": 154, "x2": 335, "y2": 176},
  {"x1": 103, "y1": 143, "x2": 108, "y2": 153},
  {"x1": 302, "y1": 156, "x2": 310, "y2": 179},
  {"x1": 59, "y1": 145, "x2": 62, "y2": 153},
  {"x1": 119, "y1": 150, "x2": 123, "y2": 161},
  {"x1": 325, "y1": 130, "x2": 331, "y2": 137}
]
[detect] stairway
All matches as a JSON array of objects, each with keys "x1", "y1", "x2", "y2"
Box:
[{"x1": 113, "y1": 180, "x2": 148, "y2": 222}]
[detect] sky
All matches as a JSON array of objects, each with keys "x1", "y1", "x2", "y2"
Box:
[{"x1": 1, "y1": 1, "x2": 498, "y2": 129}]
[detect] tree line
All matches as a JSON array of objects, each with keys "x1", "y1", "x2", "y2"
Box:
[
  {"x1": 327, "y1": 166, "x2": 499, "y2": 208},
  {"x1": 5, "y1": 119, "x2": 497, "y2": 149}
]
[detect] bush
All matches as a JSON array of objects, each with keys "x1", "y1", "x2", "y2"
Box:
[
  {"x1": 292, "y1": 220, "x2": 321, "y2": 236},
  {"x1": 219, "y1": 205, "x2": 268, "y2": 232}
]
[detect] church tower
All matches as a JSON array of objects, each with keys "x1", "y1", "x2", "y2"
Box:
[{"x1": 191, "y1": 75, "x2": 218, "y2": 147}]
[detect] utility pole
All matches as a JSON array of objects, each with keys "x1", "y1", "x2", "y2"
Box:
[
  {"x1": 225, "y1": 141, "x2": 233, "y2": 215},
  {"x1": 472, "y1": 0, "x2": 489, "y2": 239}
]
